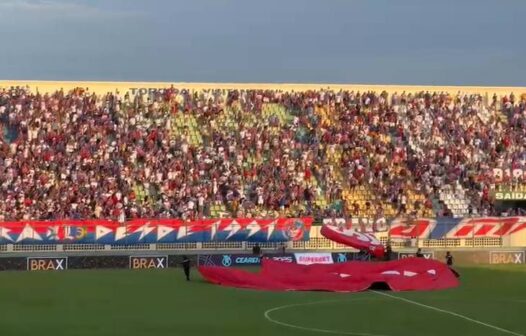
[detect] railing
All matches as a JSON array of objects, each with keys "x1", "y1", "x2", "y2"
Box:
[{"x1": 0, "y1": 236, "x2": 509, "y2": 254}]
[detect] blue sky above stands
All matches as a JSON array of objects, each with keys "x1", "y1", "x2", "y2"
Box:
[{"x1": 0, "y1": 0, "x2": 524, "y2": 85}]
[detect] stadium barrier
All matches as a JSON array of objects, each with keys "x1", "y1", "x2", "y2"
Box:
[
  {"x1": 196, "y1": 252, "x2": 367, "y2": 267},
  {"x1": 0, "y1": 249, "x2": 524, "y2": 272},
  {"x1": 0, "y1": 252, "x2": 376, "y2": 272},
  {"x1": 2, "y1": 80, "x2": 525, "y2": 97}
]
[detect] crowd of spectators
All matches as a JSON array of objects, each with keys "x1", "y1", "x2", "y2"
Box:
[{"x1": 0, "y1": 85, "x2": 525, "y2": 222}]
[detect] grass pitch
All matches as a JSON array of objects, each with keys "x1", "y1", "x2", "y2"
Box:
[{"x1": 0, "y1": 265, "x2": 524, "y2": 336}]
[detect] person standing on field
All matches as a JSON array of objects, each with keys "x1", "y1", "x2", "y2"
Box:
[
  {"x1": 445, "y1": 251, "x2": 460, "y2": 278},
  {"x1": 182, "y1": 255, "x2": 191, "y2": 281},
  {"x1": 252, "y1": 243, "x2": 262, "y2": 256},
  {"x1": 445, "y1": 251, "x2": 453, "y2": 266}
]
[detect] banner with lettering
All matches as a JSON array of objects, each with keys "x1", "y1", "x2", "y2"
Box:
[
  {"x1": 323, "y1": 217, "x2": 526, "y2": 239},
  {"x1": 0, "y1": 218, "x2": 312, "y2": 244}
]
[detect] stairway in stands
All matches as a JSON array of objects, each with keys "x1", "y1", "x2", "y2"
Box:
[{"x1": 438, "y1": 185, "x2": 477, "y2": 218}]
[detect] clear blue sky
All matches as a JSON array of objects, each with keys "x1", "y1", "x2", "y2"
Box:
[{"x1": 0, "y1": 0, "x2": 524, "y2": 86}]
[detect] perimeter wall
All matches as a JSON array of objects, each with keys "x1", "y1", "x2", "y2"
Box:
[{"x1": 1, "y1": 80, "x2": 526, "y2": 97}]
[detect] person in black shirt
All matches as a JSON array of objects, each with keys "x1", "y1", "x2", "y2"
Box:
[
  {"x1": 416, "y1": 248, "x2": 424, "y2": 258},
  {"x1": 181, "y1": 255, "x2": 191, "y2": 281},
  {"x1": 445, "y1": 251, "x2": 453, "y2": 266},
  {"x1": 445, "y1": 251, "x2": 460, "y2": 278},
  {"x1": 252, "y1": 243, "x2": 261, "y2": 256}
]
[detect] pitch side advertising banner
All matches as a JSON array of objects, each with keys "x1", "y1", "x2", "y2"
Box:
[
  {"x1": 332, "y1": 252, "x2": 351, "y2": 263},
  {"x1": 294, "y1": 253, "x2": 334, "y2": 265},
  {"x1": 266, "y1": 254, "x2": 296, "y2": 263},
  {"x1": 398, "y1": 252, "x2": 434, "y2": 260},
  {"x1": 27, "y1": 257, "x2": 68, "y2": 271},
  {"x1": 0, "y1": 218, "x2": 312, "y2": 244},
  {"x1": 198, "y1": 253, "x2": 303, "y2": 266},
  {"x1": 129, "y1": 256, "x2": 168, "y2": 269},
  {"x1": 331, "y1": 252, "x2": 369, "y2": 262},
  {"x1": 489, "y1": 251, "x2": 525, "y2": 264},
  {"x1": 198, "y1": 254, "x2": 262, "y2": 267}
]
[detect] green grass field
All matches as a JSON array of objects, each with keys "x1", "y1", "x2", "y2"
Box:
[{"x1": 0, "y1": 265, "x2": 525, "y2": 336}]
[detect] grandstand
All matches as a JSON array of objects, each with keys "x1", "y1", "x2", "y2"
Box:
[{"x1": 1, "y1": 81, "x2": 526, "y2": 224}]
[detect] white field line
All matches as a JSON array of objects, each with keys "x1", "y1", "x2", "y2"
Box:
[
  {"x1": 371, "y1": 291, "x2": 525, "y2": 336},
  {"x1": 264, "y1": 298, "x2": 390, "y2": 336}
]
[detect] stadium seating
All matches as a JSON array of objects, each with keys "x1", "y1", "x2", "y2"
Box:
[{"x1": 0, "y1": 86, "x2": 525, "y2": 222}]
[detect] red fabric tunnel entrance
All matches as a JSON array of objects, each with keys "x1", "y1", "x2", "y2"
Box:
[
  {"x1": 199, "y1": 257, "x2": 460, "y2": 292},
  {"x1": 320, "y1": 224, "x2": 385, "y2": 258}
]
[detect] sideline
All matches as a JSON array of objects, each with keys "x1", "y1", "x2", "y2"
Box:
[
  {"x1": 264, "y1": 297, "x2": 391, "y2": 336},
  {"x1": 371, "y1": 291, "x2": 525, "y2": 336}
]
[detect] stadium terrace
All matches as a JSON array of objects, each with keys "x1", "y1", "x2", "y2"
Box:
[{"x1": 1, "y1": 81, "x2": 526, "y2": 223}]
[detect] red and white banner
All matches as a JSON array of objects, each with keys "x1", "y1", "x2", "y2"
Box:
[
  {"x1": 323, "y1": 217, "x2": 526, "y2": 239},
  {"x1": 294, "y1": 253, "x2": 334, "y2": 265},
  {"x1": 0, "y1": 218, "x2": 312, "y2": 244},
  {"x1": 388, "y1": 218, "x2": 437, "y2": 239},
  {"x1": 320, "y1": 224, "x2": 385, "y2": 258},
  {"x1": 492, "y1": 168, "x2": 526, "y2": 183}
]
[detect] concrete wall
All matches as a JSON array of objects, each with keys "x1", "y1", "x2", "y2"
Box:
[{"x1": 1, "y1": 80, "x2": 525, "y2": 97}]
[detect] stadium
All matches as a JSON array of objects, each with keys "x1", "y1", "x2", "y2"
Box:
[
  {"x1": 1, "y1": 0, "x2": 526, "y2": 334},
  {"x1": 0, "y1": 80, "x2": 525, "y2": 336}
]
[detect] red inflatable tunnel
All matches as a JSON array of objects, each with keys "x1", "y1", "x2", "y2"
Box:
[
  {"x1": 321, "y1": 224, "x2": 385, "y2": 258},
  {"x1": 199, "y1": 258, "x2": 460, "y2": 292}
]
